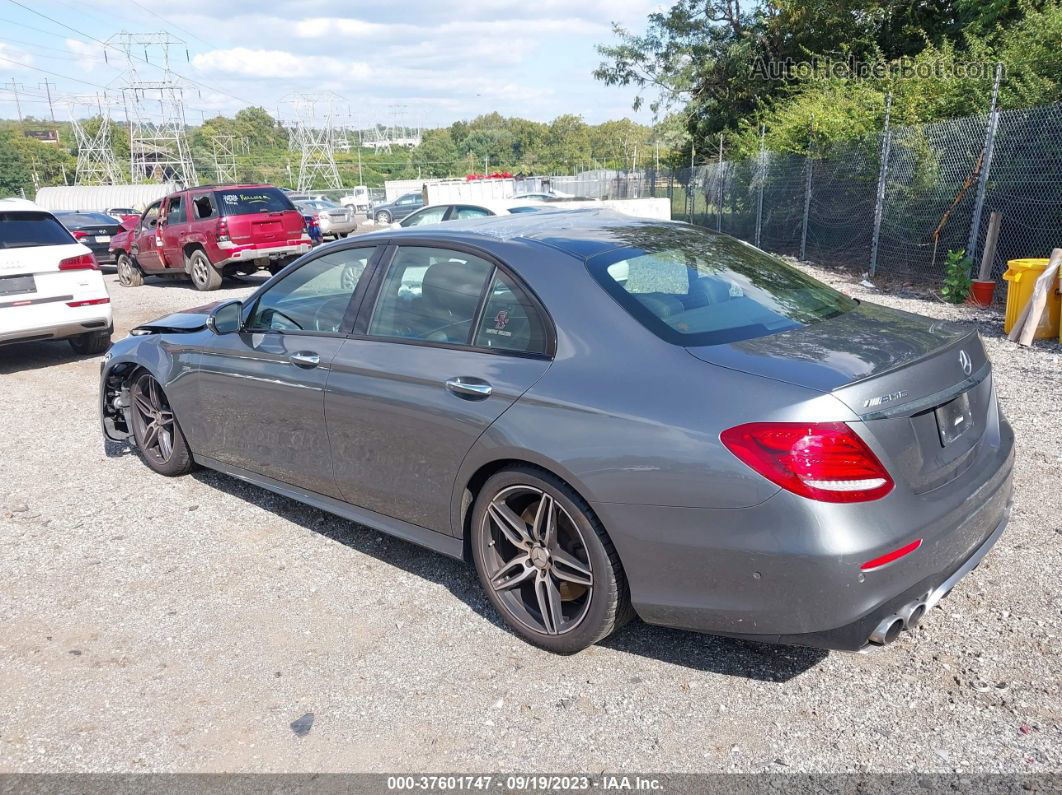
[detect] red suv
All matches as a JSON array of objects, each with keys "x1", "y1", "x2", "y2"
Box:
[{"x1": 113, "y1": 184, "x2": 312, "y2": 290}]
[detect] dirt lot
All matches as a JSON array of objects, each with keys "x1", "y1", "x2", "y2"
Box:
[{"x1": 0, "y1": 263, "x2": 1059, "y2": 773}]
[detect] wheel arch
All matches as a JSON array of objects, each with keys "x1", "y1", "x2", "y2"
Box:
[
  {"x1": 182, "y1": 242, "x2": 208, "y2": 272},
  {"x1": 454, "y1": 453, "x2": 605, "y2": 564}
]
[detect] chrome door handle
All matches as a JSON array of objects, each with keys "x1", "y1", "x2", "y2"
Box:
[
  {"x1": 290, "y1": 351, "x2": 320, "y2": 368},
  {"x1": 445, "y1": 377, "x2": 492, "y2": 399}
]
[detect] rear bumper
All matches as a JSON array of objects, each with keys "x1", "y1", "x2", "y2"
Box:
[
  {"x1": 592, "y1": 416, "x2": 1015, "y2": 651},
  {"x1": 0, "y1": 302, "x2": 113, "y2": 345},
  {"x1": 215, "y1": 241, "x2": 312, "y2": 268}
]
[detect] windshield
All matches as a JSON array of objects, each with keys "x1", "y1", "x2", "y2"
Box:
[
  {"x1": 215, "y1": 187, "x2": 295, "y2": 215},
  {"x1": 0, "y1": 211, "x2": 76, "y2": 249},
  {"x1": 587, "y1": 228, "x2": 856, "y2": 346}
]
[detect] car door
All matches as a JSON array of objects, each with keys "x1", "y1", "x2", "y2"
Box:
[
  {"x1": 325, "y1": 243, "x2": 554, "y2": 534},
  {"x1": 158, "y1": 192, "x2": 187, "y2": 269},
  {"x1": 133, "y1": 201, "x2": 164, "y2": 271},
  {"x1": 187, "y1": 245, "x2": 379, "y2": 497}
]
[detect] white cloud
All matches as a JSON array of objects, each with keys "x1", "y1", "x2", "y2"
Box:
[
  {"x1": 192, "y1": 48, "x2": 370, "y2": 81},
  {"x1": 0, "y1": 43, "x2": 34, "y2": 71}
]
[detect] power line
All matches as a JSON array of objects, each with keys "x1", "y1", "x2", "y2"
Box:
[{"x1": 0, "y1": 53, "x2": 111, "y2": 90}]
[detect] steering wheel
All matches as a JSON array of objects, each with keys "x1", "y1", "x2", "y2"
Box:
[{"x1": 312, "y1": 295, "x2": 352, "y2": 333}]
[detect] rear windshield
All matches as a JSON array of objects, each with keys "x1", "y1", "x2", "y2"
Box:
[
  {"x1": 214, "y1": 188, "x2": 295, "y2": 216},
  {"x1": 56, "y1": 212, "x2": 119, "y2": 227},
  {"x1": 0, "y1": 211, "x2": 76, "y2": 249},
  {"x1": 587, "y1": 226, "x2": 855, "y2": 346}
]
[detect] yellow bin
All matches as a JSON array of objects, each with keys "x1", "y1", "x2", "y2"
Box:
[{"x1": 1002, "y1": 258, "x2": 1061, "y2": 341}]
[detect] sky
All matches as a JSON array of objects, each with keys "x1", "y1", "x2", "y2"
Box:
[{"x1": 0, "y1": 0, "x2": 662, "y2": 130}]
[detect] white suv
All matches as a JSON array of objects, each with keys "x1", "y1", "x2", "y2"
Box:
[{"x1": 0, "y1": 199, "x2": 112, "y2": 354}]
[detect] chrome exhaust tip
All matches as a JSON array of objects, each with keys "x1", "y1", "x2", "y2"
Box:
[
  {"x1": 869, "y1": 615, "x2": 904, "y2": 646},
  {"x1": 897, "y1": 600, "x2": 927, "y2": 629}
]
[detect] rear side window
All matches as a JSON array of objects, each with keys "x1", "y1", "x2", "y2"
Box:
[
  {"x1": 454, "y1": 206, "x2": 492, "y2": 219},
  {"x1": 473, "y1": 270, "x2": 547, "y2": 355},
  {"x1": 0, "y1": 211, "x2": 75, "y2": 248},
  {"x1": 587, "y1": 227, "x2": 856, "y2": 346},
  {"x1": 215, "y1": 188, "x2": 295, "y2": 215},
  {"x1": 192, "y1": 194, "x2": 217, "y2": 220}
]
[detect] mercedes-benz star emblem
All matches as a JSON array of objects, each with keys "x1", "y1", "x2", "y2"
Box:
[{"x1": 958, "y1": 349, "x2": 972, "y2": 376}]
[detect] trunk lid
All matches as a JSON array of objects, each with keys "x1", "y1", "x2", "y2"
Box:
[{"x1": 688, "y1": 301, "x2": 994, "y2": 493}]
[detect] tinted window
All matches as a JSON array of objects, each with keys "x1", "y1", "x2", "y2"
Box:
[
  {"x1": 454, "y1": 206, "x2": 493, "y2": 219},
  {"x1": 166, "y1": 195, "x2": 185, "y2": 224},
  {"x1": 474, "y1": 270, "x2": 547, "y2": 355},
  {"x1": 215, "y1": 187, "x2": 294, "y2": 215},
  {"x1": 192, "y1": 194, "x2": 217, "y2": 220},
  {"x1": 56, "y1": 212, "x2": 118, "y2": 227},
  {"x1": 368, "y1": 247, "x2": 492, "y2": 344},
  {"x1": 587, "y1": 228, "x2": 856, "y2": 346},
  {"x1": 0, "y1": 211, "x2": 75, "y2": 248},
  {"x1": 403, "y1": 206, "x2": 447, "y2": 227},
  {"x1": 248, "y1": 247, "x2": 376, "y2": 334}
]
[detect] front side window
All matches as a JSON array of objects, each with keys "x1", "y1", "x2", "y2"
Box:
[
  {"x1": 247, "y1": 247, "x2": 376, "y2": 334},
  {"x1": 403, "y1": 206, "x2": 448, "y2": 227},
  {"x1": 473, "y1": 271, "x2": 547, "y2": 355},
  {"x1": 368, "y1": 247, "x2": 492, "y2": 344},
  {"x1": 587, "y1": 226, "x2": 856, "y2": 346}
]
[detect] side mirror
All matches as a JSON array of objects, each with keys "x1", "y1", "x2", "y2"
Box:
[{"x1": 207, "y1": 300, "x2": 243, "y2": 335}]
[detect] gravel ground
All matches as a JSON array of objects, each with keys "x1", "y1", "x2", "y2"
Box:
[{"x1": 0, "y1": 261, "x2": 1059, "y2": 774}]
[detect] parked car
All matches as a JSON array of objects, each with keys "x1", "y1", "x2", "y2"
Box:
[
  {"x1": 397, "y1": 202, "x2": 543, "y2": 228},
  {"x1": 110, "y1": 184, "x2": 312, "y2": 290},
  {"x1": 371, "y1": 192, "x2": 424, "y2": 224},
  {"x1": 101, "y1": 210, "x2": 1014, "y2": 654},
  {"x1": 1, "y1": 199, "x2": 111, "y2": 354},
  {"x1": 293, "y1": 199, "x2": 357, "y2": 238},
  {"x1": 54, "y1": 211, "x2": 124, "y2": 268},
  {"x1": 512, "y1": 191, "x2": 573, "y2": 201}
]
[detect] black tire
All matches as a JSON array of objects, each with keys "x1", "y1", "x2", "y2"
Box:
[
  {"x1": 374, "y1": 210, "x2": 392, "y2": 224},
  {"x1": 470, "y1": 465, "x2": 633, "y2": 653},
  {"x1": 187, "y1": 249, "x2": 223, "y2": 291},
  {"x1": 117, "y1": 253, "x2": 143, "y2": 287},
  {"x1": 68, "y1": 328, "x2": 111, "y2": 355},
  {"x1": 128, "y1": 372, "x2": 195, "y2": 477}
]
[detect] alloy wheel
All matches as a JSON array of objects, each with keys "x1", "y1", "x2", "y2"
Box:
[
  {"x1": 191, "y1": 256, "x2": 210, "y2": 286},
  {"x1": 479, "y1": 485, "x2": 594, "y2": 635},
  {"x1": 131, "y1": 374, "x2": 176, "y2": 463}
]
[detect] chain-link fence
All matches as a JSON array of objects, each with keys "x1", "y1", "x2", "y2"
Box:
[{"x1": 581, "y1": 101, "x2": 1062, "y2": 285}]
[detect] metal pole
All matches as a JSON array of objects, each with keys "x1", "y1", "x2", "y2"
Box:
[
  {"x1": 716, "y1": 133, "x2": 724, "y2": 233},
  {"x1": 755, "y1": 124, "x2": 766, "y2": 248},
  {"x1": 967, "y1": 63, "x2": 1003, "y2": 264},
  {"x1": 869, "y1": 92, "x2": 893, "y2": 276},
  {"x1": 39, "y1": 79, "x2": 57, "y2": 124},
  {"x1": 687, "y1": 143, "x2": 695, "y2": 223},
  {"x1": 800, "y1": 115, "x2": 813, "y2": 261}
]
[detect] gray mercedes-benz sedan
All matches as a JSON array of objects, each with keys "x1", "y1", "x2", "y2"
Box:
[{"x1": 100, "y1": 210, "x2": 1014, "y2": 654}]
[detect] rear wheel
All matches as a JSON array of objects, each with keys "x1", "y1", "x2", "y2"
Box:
[
  {"x1": 374, "y1": 210, "x2": 392, "y2": 224},
  {"x1": 129, "y1": 372, "x2": 195, "y2": 476},
  {"x1": 471, "y1": 466, "x2": 633, "y2": 653},
  {"x1": 188, "y1": 249, "x2": 222, "y2": 291},
  {"x1": 116, "y1": 253, "x2": 143, "y2": 287},
  {"x1": 68, "y1": 329, "x2": 111, "y2": 355}
]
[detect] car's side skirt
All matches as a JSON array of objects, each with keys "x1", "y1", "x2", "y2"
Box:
[{"x1": 196, "y1": 455, "x2": 465, "y2": 560}]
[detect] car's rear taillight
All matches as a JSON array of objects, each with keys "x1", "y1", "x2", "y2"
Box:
[
  {"x1": 216, "y1": 217, "x2": 230, "y2": 242},
  {"x1": 72, "y1": 230, "x2": 89, "y2": 239},
  {"x1": 720, "y1": 422, "x2": 894, "y2": 503},
  {"x1": 67, "y1": 297, "x2": 110, "y2": 307},
  {"x1": 58, "y1": 253, "x2": 100, "y2": 271}
]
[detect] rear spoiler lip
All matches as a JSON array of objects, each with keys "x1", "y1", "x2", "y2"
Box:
[{"x1": 857, "y1": 360, "x2": 990, "y2": 420}]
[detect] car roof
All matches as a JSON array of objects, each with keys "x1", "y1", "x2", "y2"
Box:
[
  {"x1": 0, "y1": 198, "x2": 46, "y2": 212},
  {"x1": 355, "y1": 208, "x2": 684, "y2": 259}
]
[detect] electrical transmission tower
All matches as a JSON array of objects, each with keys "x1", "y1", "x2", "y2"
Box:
[
  {"x1": 68, "y1": 94, "x2": 123, "y2": 185},
  {"x1": 210, "y1": 134, "x2": 238, "y2": 183},
  {"x1": 110, "y1": 32, "x2": 197, "y2": 186},
  {"x1": 287, "y1": 94, "x2": 342, "y2": 191}
]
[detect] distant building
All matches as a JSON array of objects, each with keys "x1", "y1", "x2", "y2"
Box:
[{"x1": 24, "y1": 129, "x2": 60, "y2": 145}]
